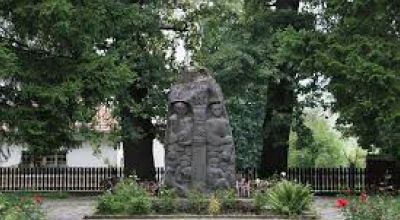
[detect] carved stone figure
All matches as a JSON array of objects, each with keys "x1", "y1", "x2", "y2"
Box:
[
  {"x1": 206, "y1": 102, "x2": 233, "y2": 147},
  {"x1": 168, "y1": 101, "x2": 193, "y2": 146},
  {"x1": 165, "y1": 67, "x2": 236, "y2": 195}
]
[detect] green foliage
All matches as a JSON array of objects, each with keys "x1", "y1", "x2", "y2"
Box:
[
  {"x1": 282, "y1": 0, "x2": 400, "y2": 157},
  {"x1": 254, "y1": 191, "x2": 269, "y2": 212},
  {"x1": 289, "y1": 109, "x2": 366, "y2": 168},
  {"x1": 343, "y1": 196, "x2": 400, "y2": 220},
  {"x1": 0, "y1": 193, "x2": 44, "y2": 220},
  {"x1": 184, "y1": 1, "x2": 321, "y2": 171},
  {"x1": 187, "y1": 190, "x2": 208, "y2": 214},
  {"x1": 157, "y1": 187, "x2": 178, "y2": 214},
  {"x1": 214, "y1": 188, "x2": 236, "y2": 211},
  {"x1": 183, "y1": 1, "x2": 270, "y2": 170},
  {"x1": 256, "y1": 180, "x2": 312, "y2": 216},
  {"x1": 97, "y1": 178, "x2": 151, "y2": 215},
  {"x1": 226, "y1": 92, "x2": 265, "y2": 169},
  {"x1": 0, "y1": 0, "x2": 172, "y2": 154}
]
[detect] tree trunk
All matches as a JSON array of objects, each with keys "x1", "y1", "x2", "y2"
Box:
[
  {"x1": 121, "y1": 86, "x2": 156, "y2": 181},
  {"x1": 259, "y1": 0, "x2": 299, "y2": 177},
  {"x1": 260, "y1": 79, "x2": 294, "y2": 177},
  {"x1": 122, "y1": 114, "x2": 156, "y2": 181}
]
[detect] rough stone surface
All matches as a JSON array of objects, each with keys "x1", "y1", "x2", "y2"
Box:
[{"x1": 165, "y1": 67, "x2": 236, "y2": 195}]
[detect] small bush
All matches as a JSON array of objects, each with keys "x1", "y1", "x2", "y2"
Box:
[
  {"x1": 255, "y1": 180, "x2": 312, "y2": 216},
  {"x1": 254, "y1": 191, "x2": 269, "y2": 212},
  {"x1": 187, "y1": 190, "x2": 208, "y2": 214},
  {"x1": 97, "y1": 178, "x2": 151, "y2": 215},
  {"x1": 0, "y1": 193, "x2": 44, "y2": 220},
  {"x1": 207, "y1": 195, "x2": 222, "y2": 215},
  {"x1": 214, "y1": 188, "x2": 236, "y2": 211},
  {"x1": 157, "y1": 187, "x2": 178, "y2": 214}
]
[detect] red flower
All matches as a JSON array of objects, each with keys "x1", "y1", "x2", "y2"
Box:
[
  {"x1": 335, "y1": 198, "x2": 349, "y2": 208},
  {"x1": 359, "y1": 192, "x2": 368, "y2": 203},
  {"x1": 33, "y1": 194, "x2": 43, "y2": 204}
]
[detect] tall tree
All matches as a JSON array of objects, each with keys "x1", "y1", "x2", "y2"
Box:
[
  {"x1": 0, "y1": 0, "x2": 172, "y2": 178},
  {"x1": 184, "y1": 1, "x2": 269, "y2": 170},
  {"x1": 278, "y1": 0, "x2": 400, "y2": 158},
  {"x1": 186, "y1": 0, "x2": 316, "y2": 172}
]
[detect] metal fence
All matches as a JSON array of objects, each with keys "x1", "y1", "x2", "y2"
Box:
[
  {"x1": 0, "y1": 167, "x2": 124, "y2": 192},
  {"x1": 0, "y1": 166, "x2": 369, "y2": 193},
  {"x1": 287, "y1": 167, "x2": 366, "y2": 193}
]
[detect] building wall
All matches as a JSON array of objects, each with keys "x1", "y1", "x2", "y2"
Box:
[
  {"x1": 0, "y1": 142, "x2": 123, "y2": 167},
  {"x1": 0, "y1": 140, "x2": 164, "y2": 168},
  {"x1": 66, "y1": 142, "x2": 123, "y2": 167}
]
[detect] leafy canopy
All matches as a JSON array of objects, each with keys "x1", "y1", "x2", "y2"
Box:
[
  {"x1": 279, "y1": 0, "x2": 400, "y2": 157},
  {"x1": 0, "y1": 0, "x2": 171, "y2": 154}
]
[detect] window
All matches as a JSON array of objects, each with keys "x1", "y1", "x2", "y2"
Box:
[{"x1": 20, "y1": 151, "x2": 67, "y2": 167}]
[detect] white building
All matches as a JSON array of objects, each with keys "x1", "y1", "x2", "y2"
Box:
[
  {"x1": 0, "y1": 105, "x2": 165, "y2": 168},
  {"x1": 0, "y1": 139, "x2": 164, "y2": 168},
  {"x1": 0, "y1": 141, "x2": 123, "y2": 168}
]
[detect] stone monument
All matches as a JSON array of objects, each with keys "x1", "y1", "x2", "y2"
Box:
[{"x1": 165, "y1": 67, "x2": 236, "y2": 195}]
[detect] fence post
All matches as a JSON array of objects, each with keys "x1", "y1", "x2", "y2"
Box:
[{"x1": 349, "y1": 164, "x2": 356, "y2": 192}]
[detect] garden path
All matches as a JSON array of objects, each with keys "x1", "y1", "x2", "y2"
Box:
[
  {"x1": 41, "y1": 196, "x2": 97, "y2": 220},
  {"x1": 314, "y1": 196, "x2": 345, "y2": 220}
]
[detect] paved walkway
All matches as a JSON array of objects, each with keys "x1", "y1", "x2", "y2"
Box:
[
  {"x1": 41, "y1": 196, "x2": 97, "y2": 220},
  {"x1": 314, "y1": 197, "x2": 345, "y2": 220},
  {"x1": 41, "y1": 196, "x2": 345, "y2": 220}
]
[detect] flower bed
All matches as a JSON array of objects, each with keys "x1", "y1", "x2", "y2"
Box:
[
  {"x1": 84, "y1": 213, "x2": 317, "y2": 219},
  {"x1": 0, "y1": 192, "x2": 44, "y2": 220},
  {"x1": 87, "y1": 178, "x2": 317, "y2": 219},
  {"x1": 335, "y1": 193, "x2": 400, "y2": 220}
]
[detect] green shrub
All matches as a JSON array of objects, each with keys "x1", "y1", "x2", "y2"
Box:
[
  {"x1": 343, "y1": 195, "x2": 400, "y2": 220},
  {"x1": 187, "y1": 190, "x2": 208, "y2": 214},
  {"x1": 214, "y1": 188, "x2": 236, "y2": 211},
  {"x1": 254, "y1": 191, "x2": 269, "y2": 212},
  {"x1": 97, "y1": 178, "x2": 151, "y2": 215},
  {"x1": 157, "y1": 187, "x2": 178, "y2": 214},
  {"x1": 0, "y1": 193, "x2": 44, "y2": 220},
  {"x1": 256, "y1": 180, "x2": 312, "y2": 216}
]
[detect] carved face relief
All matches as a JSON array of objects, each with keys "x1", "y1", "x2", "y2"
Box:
[
  {"x1": 173, "y1": 102, "x2": 188, "y2": 117},
  {"x1": 210, "y1": 103, "x2": 223, "y2": 117}
]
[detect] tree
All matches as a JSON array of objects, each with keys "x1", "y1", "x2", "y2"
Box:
[
  {"x1": 182, "y1": 1, "x2": 268, "y2": 170},
  {"x1": 0, "y1": 0, "x2": 173, "y2": 179},
  {"x1": 279, "y1": 0, "x2": 400, "y2": 158},
  {"x1": 289, "y1": 109, "x2": 366, "y2": 168},
  {"x1": 257, "y1": 0, "x2": 317, "y2": 177},
  {"x1": 186, "y1": 0, "x2": 316, "y2": 172}
]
